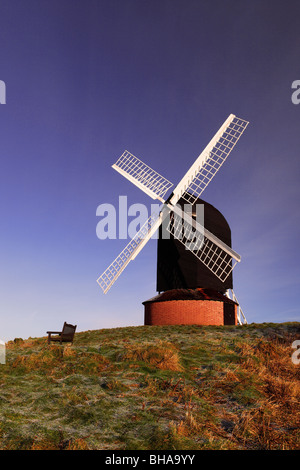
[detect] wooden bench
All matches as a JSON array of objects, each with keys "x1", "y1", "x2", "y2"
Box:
[{"x1": 47, "y1": 322, "x2": 77, "y2": 344}]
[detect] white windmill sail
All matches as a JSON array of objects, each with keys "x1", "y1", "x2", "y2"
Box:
[
  {"x1": 165, "y1": 203, "x2": 241, "y2": 282},
  {"x1": 98, "y1": 114, "x2": 249, "y2": 293},
  {"x1": 169, "y1": 115, "x2": 249, "y2": 206},
  {"x1": 97, "y1": 211, "x2": 162, "y2": 294},
  {"x1": 112, "y1": 151, "x2": 173, "y2": 202}
]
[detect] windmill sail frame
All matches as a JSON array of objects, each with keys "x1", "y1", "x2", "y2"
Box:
[
  {"x1": 98, "y1": 114, "x2": 249, "y2": 294},
  {"x1": 165, "y1": 203, "x2": 240, "y2": 282},
  {"x1": 170, "y1": 115, "x2": 249, "y2": 206},
  {"x1": 112, "y1": 150, "x2": 173, "y2": 202},
  {"x1": 97, "y1": 211, "x2": 162, "y2": 294}
]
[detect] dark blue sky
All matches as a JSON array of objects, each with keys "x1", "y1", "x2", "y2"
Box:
[{"x1": 0, "y1": 0, "x2": 300, "y2": 340}]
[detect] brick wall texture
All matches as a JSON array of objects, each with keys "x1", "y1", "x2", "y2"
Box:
[{"x1": 144, "y1": 300, "x2": 237, "y2": 326}]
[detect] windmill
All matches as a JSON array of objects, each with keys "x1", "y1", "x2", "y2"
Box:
[{"x1": 97, "y1": 114, "x2": 249, "y2": 325}]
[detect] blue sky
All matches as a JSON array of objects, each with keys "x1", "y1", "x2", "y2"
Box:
[{"x1": 0, "y1": 0, "x2": 300, "y2": 341}]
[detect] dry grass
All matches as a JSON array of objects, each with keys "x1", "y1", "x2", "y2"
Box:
[
  {"x1": 10, "y1": 343, "x2": 111, "y2": 377},
  {"x1": 0, "y1": 322, "x2": 299, "y2": 450},
  {"x1": 122, "y1": 340, "x2": 182, "y2": 371},
  {"x1": 213, "y1": 332, "x2": 300, "y2": 450}
]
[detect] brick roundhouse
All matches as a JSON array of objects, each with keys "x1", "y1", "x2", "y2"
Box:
[{"x1": 143, "y1": 288, "x2": 237, "y2": 326}]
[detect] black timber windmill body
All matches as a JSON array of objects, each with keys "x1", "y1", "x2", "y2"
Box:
[
  {"x1": 156, "y1": 196, "x2": 233, "y2": 294},
  {"x1": 97, "y1": 114, "x2": 249, "y2": 324}
]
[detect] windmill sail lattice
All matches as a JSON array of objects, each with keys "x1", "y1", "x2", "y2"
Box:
[
  {"x1": 97, "y1": 114, "x2": 249, "y2": 294},
  {"x1": 170, "y1": 115, "x2": 249, "y2": 206},
  {"x1": 97, "y1": 212, "x2": 161, "y2": 294},
  {"x1": 166, "y1": 205, "x2": 240, "y2": 282},
  {"x1": 112, "y1": 151, "x2": 173, "y2": 202}
]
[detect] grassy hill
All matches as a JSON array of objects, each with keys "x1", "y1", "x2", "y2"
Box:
[{"x1": 0, "y1": 322, "x2": 299, "y2": 450}]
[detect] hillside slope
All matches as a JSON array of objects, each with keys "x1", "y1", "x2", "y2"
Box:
[{"x1": 0, "y1": 323, "x2": 299, "y2": 450}]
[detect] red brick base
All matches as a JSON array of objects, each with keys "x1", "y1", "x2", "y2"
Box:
[{"x1": 144, "y1": 295, "x2": 237, "y2": 326}]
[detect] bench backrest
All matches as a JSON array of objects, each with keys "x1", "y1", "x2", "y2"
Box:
[{"x1": 61, "y1": 322, "x2": 77, "y2": 341}]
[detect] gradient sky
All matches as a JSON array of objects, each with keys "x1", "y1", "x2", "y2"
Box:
[{"x1": 0, "y1": 0, "x2": 300, "y2": 341}]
